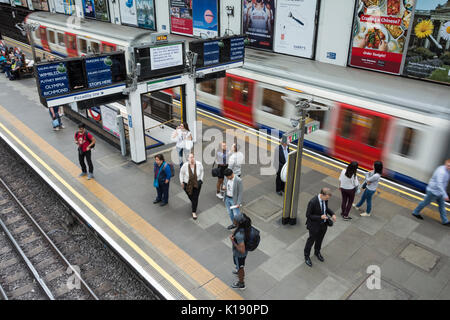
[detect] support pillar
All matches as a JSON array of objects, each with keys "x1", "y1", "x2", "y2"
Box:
[
  {"x1": 126, "y1": 90, "x2": 146, "y2": 164},
  {"x1": 184, "y1": 76, "x2": 197, "y2": 143}
]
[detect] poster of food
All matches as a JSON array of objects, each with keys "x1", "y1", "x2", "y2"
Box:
[
  {"x1": 54, "y1": 0, "x2": 75, "y2": 15},
  {"x1": 403, "y1": 0, "x2": 450, "y2": 84},
  {"x1": 136, "y1": 0, "x2": 156, "y2": 30},
  {"x1": 170, "y1": 0, "x2": 193, "y2": 36},
  {"x1": 243, "y1": 0, "x2": 276, "y2": 50},
  {"x1": 193, "y1": 0, "x2": 218, "y2": 37},
  {"x1": 273, "y1": 0, "x2": 319, "y2": 58},
  {"x1": 349, "y1": 0, "x2": 415, "y2": 74},
  {"x1": 119, "y1": 0, "x2": 138, "y2": 26}
]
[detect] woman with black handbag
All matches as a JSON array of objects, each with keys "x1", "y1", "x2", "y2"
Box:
[
  {"x1": 180, "y1": 153, "x2": 204, "y2": 220},
  {"x1": 215, "y1": 142, "x2": 228, "y2": 199},
  {"x1": 339, "y1": 161, "x2": 360, "y2": 220}
]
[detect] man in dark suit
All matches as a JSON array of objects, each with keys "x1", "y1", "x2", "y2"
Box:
[
  {"x1": 276, "y1": 136, "x2": 289, "y2": 195},
  {"x1": 304, "y1": 188, "x2": 336, "y2": 267}
]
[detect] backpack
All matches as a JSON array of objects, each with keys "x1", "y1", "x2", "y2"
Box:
[
  {"x1": 165, "y1": 162, "x2": 175, "y2": 178},
  {"x1": 241, "y1": 213, "x2": 260, "y2": 251},
  {"x1": 84, "y1": 131, "x2": 95, "y2": 149}
]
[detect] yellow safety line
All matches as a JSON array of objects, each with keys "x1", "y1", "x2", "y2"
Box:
[
  {"x1": 197, "y1": 109, "x2": 448, "y2": 212},
  {"x1": 0, "y1": 121, "x2": 196, "y2": 300}
]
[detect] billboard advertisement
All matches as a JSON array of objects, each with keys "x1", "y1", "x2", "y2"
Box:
[
  {"x1": 54, "y1": 0, "x2": 75, "y2": 15},
  {"x1": 193, "y1": 0, "x2": 218, "y2": 37},
  {"x1": 119, "y1": 0, "x2": 138, "y2": 26},
  {"x1": 243, "y1": 0, "x2": 276, "y2": 50},
  {"x1": 349, "y1": 0, "x2": 415, "y2": 74},
  {"x1": 32, "y1": 0, "x2": 49, "y2": 10},
  {"x1": 403, "y1": 0, "x2": 450, "y2": 84},
  {"x1": 273, "y1": 0, "x2": 319, "y2": 58},
  {"x1": 13, "y1": 0, "x2": 28, "y2": 7},
  {"x1": 170, "y1": 0, "x2": 193, "y2": 36},
  {"x1": 136, "y1": 0, "x2": 155, "y2": 30},
  {"x1": 83, "y1": 0, "x2": 110, "y2": 22}
]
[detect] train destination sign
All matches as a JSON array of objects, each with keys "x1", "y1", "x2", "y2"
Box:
[
  {"x1": 37, "y1": 62, "x2": 70, "y2": 98},
  {"x1": 85, "y1": 56, "x2": 113, "y2": 89}
]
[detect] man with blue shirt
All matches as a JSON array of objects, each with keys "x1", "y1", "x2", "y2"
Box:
[{"x1": 412, "y1": 159, "x2": 450, "y2": 226}]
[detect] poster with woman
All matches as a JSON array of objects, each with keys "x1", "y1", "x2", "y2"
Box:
[
  {"x1": 349, "y1": 0, "x2": 415, "y2": 74},
  {"x1": 403, "y1": 0, "x2": 450, "y2": 84},
  {"x1": 193, "y1": 0, "x2": 218, "y2": 37},
  {"x1": 243, "y1": 0, "x2": 276, "y2": 50}
]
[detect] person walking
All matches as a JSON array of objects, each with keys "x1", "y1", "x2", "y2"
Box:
[
  {"x1": 354, "y1": 161, "x2": 383, "y2": 217},
  {"x1": 230, "y1": 213, "x2": 249, "y2": 290},
  {"x1": 223, "y1": 168, "x2": 243, "y2": 230},
  {"x1": 228, "y1": 143, "x2": 244, "y2": 178},
  {"x1": 180, "y1": 153, "x2": 204, "y2": 219},
  {"x1": 276, "y1": 136, "x2": 289, "y2": 196},
  {"x1": 412, "y1": 159, "x2": 450, "y2": 226},
  {"x1": 339, "y1": 161, "x2": 360, "y2": 220},
  {"x1": 171, "y1": 122, "x2": 192, "y2": 168},
  {"x1": 216, "y1": 142, "x2": 228, "y2": 199},
  {"x1": 74, "y1": 123, "x2": 96, "y2": 180},
  {"x1": 304, "y1": 188, "x2": 336, "y2": 267},
  {"x1": 153, "y1": 154, "x2": 171, "y2": 207},
  {"x1": 49, "y1": 106, "x2": 65, "y2": 131}
]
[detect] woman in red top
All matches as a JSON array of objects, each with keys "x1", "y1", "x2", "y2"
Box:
[{"x1": 75, "y1": 123, "x2": 96, "y2": 179}]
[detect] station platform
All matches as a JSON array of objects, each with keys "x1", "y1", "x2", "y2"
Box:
[{"x1": 0, "y1": 73, "x2": 449, "y2": 300}]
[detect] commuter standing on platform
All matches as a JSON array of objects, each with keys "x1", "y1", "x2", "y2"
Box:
[
  {"x1": 230, "y1": 213, "x2": 249, "y2": 290},
  {"x1": 354, "y1": 161, "x2": 383, "y2": 217},
  {"x1": 74, "y1": 123, "x2": 96, "y2": 180},
  {"x1": 304, "y1": 188, "x2": 336, "y2": 267},
  {"x1": 228, "y1": 143, "x2": 244, "y2": 178},
  {"x1": 412, "y1": 159, "x2": 450, "y2": 226},
  {"x1": 153, "y1": 154, "x2": 171, "y2": 207},
  {"x1": 171, "y1": 122, "x2": 192, "y2": 168},
  {"x1": 223, "y1": 168, "x2": 243, "y2": 230},
  {"x1": 49, "y1": 106, "x2": 65, "y2": 131},
  {"x1": 180, "y1": 153, "x2": 204, "y2": 220},
  {"x1": 216, "y1": 142, "x2": 228, "y2": 199},
  {"x1": 276, "y1": 136, "x2": 289, "y2": 196},
  {"x1": 339, "y1": 161, "x2": 359, "y2": 220}
]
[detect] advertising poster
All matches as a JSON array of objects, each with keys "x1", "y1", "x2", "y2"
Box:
[
  {"x1": 54, "y1": 0, "x2": 75, "y2": 15},
  {"x1": 243, "y1": 0, "x2": 276, "y2": 50},
  {"x1": 136, "y1": 0, "x2": 156, "y2": 30},
  {"x1": 274, "y1": 0, "x2": 318, "y2": 58},
  {"x1": 83, "y1": 0, "x2": 109, "y2": 21},
  {"x1": 349, "y1": 0, "x2": 416, "y2": 74},
  {"x1": 170, "y1": 0, "x2": 193, "y2": 36},
  {"x1": 193, "y1": 0, "x2": 218, "y2": 37},
  {"x1": 119, "y1": 0, "x2": 138, "y2": 26},
  {"x1": 13, "y1": 0, "x2": 28, "y2": 7},
  {"x1": 100, "y1": 105, "x2": 120, "y2": 138},
  {"x1": 32, "y1": 0, "x2": 49, "y2": 11},
  {"x1": 0, "y1": 0, "x2": 11, "y2": 4},
  {"x1": 403, "y1": 0, "x2": 450, "y2": 84},
  {"x1": 82, "y1": 0, "x2": 96, "y2": 18}
]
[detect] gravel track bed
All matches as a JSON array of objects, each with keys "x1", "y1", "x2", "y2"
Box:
[{"x1": 0, "y1": 139, "x2": 158, "y2": 300}]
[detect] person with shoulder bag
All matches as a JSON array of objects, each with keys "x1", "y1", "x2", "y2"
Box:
[
  {"x1": 74, "y1": 123, "x2": 96, "y2": 180},
  {"x1": 354, "y1": 161, "x2": 383, "y2": 217},
  {"x1": 153, "y1": 154, "x2": 172, "y2": 207},
  {"x1": 339, "y1": 161, "x2": 359, "y2": 220},
  {"x1": 179, "y1": 153, "x2": 204, "y2": 220},
  {"x1": 171, "y1": 122, "x2": 192, "y2": 168},
  {"x1": 228, "y1": 143, "x2": 244, "y2": 178},
  {"x1": 215, "y1": 142, "x2": 228, "y2": 199}
]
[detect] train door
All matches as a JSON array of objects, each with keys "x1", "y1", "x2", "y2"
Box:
[
  {"x1": 46, "y1": 28, "x2": 58, "y2": 54},
  {"x1": 65, "y1": 32, "x2": 78, "y2": 57},
  {"x1": 39, "y1": 26, "x2": 50, "y2": 52},
  {"x1": 332, "y1": 103, "x2": 391, "y2": 170},
  {"x1": 77, "y1": 36, "x2": 88, "y2": 56},
  {"x1": 222, "y1": 74, "x2": 255, "y2": 127}
]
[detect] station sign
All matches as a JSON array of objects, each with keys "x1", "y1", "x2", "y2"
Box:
[{"x1": 35, "y1": 52, "x2": 127, "y2": 107}]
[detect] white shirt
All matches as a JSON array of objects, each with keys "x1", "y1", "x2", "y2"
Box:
[
  {"x1": 179, "y1": 161, "x2": 204, "y2": 184},
  {"x1": 172, "y1": 129, "x2": 191, "y2": 149},
  {"x1": 226, "y1": 177, "x2": 235, "y2": 197},
  {"x1": 339, "y1": 169, "x2": 359, "y2": 190},
  {"x1": 365, "y1": 171, "x2": 381, "y2": 191},
  {"x1": 317, "y1": 195, "x2": 326, "y2": 215},
  {"x1": 228, "y1": 152, "x2": 244, "y2": 176}
]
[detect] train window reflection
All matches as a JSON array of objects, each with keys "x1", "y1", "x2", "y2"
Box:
[
  {"x1": 241, "y1": 82, "x2": 249, "y2": 106},
  {"x1": 226, "y1": 78, "x2": 234, "y2": 100},
  {"x1": 48, "y1": 30, "x2": 55, "y2": 44},
  {"x1": 91, "y1": 42, "x2": 100, "y2": 54},
  {"x1": 79, "y1": 38, "x2": 87, "y2": 54},
  {"x1": 261, "y1": 88, "x2": 283, "y2": 116},
  {"x1": 399, "y1": 127, "x2": 416, "y2": 157},
  {"x1": 365, "y1": 116, "x2": 383, "y2": 147},
  {"x1": 57, "y1": 33, "x2": 65, "y2": 47},
  {"x1": 103, "y1": 44, "x2": 114, "y2": 53},
  {"x1": 199, "y1": 80, "x2": 217, "y2": 95},
  {"x1": 338, "y1": 109, "x2": 354, "y2": 139}
]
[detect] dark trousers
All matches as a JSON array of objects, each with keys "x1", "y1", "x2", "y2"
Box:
[
  {"x1": 156, "y1": 181, "x2": 170, "y2": 204},
  {"x1": 304, "y1": 224, "x2": 328, "y2": 257},
  {"x1": 276, "y1": 169, "x2": 285, "y2": 192},
  {"x1": 184, "y1": 183, "x2": 202, "y2": 212},
  {"x1": 340, "y1": 187, "x2": 356, "y2": 217},
  {"x1": 78, "y1": 150, "x2": 93, "y2": 173}
]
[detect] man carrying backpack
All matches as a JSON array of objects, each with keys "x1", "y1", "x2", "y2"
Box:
[
  {"x1": 75, "y1": 123, "x2": 96, "y2": 180},
  {"x1": 153, "y1": 154, "x2": 172, "y2": 207}
]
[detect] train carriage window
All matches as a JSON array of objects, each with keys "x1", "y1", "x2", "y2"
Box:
[
  {"x1": 91, "y1": 41, "x2": 100, "y2": 54},
  {"x1": 48, "y1": 30, "x2": 55, "y2": 44},
  {"x1": 199, "y1": 79, "x2": 217, "y2": 95},
  {"x1": 102, "y1": 44, "x2": 114, "y2": 53},
  {"x1": 79, "y1": 38, "x2": 87, "y2": 54},
  {"x1": 35, "y1": 29, "x2": 41, "y2": 39},
  {"x1": 338, "y1": 109, "x2": 354, "y2": 139},
  {"x1": 398, "y1": 127, "x2": 417, "y2": 157},
  {"x1": 226, "y1": 78, "x2": 234, "y2": 100},
  {"x1": 67, "y1": 35, "x2": 77, "y2": 50},
  {"x1": 241, "y1": 82, "x2": 250, "y2": 106},
  {"x1": 261, "y1": 88, "x2": 283, "y2": 116},
  {"x1": 363, "y1": 116, "x2": 383, "y2": 148},
  {"x1": 308, "y1": 111, "x2": 326, "y2": 129},
  {"x1": 57, "y1": 33, "x2": 65, "y2": 47}
]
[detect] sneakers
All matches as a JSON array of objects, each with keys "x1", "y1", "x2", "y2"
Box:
[
  {"x1": 60, "y1": 125, "x2": 65, "y2": 129},
  {"x1": 360, "y1": 212, "x2": 371, "y2": 217},
  {"x1": 412, "y1": 213, "x2": 424, "y2": 220},
  {"x1": 216, "y1": 193, "x2": 224, "y2": 199},
  {"x1": 54, "y1": 127, "x2": 59, "y2": 131},
  {"x1": 342, "y1": 216, "x2": 352, "y2": 220},
  {"x1": 87, "y1": 173, "x2": 94, "y2": 180},
  {"x1": 353, "y1": 204, "x2": 360, "y2": 210},
  {"x1": 231, "y1": 281, "x2": 245, "y2": 290},
  {"x1": 232, "y1": 269, "x2": 238, "y2": 275},
  {"x1": 78, "y1": 172, "x2": 87, "y2": 177}
]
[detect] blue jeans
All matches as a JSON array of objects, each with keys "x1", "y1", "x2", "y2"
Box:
[
  {"x1": 413, "y1": 190, "x2": 448, "y2": 224},
  {"x1": 356, "y1": 189, "x2": 376, "y2": 213},
  {"x1": 225, "y1": 196, "x2": 240, "y2": 224}
]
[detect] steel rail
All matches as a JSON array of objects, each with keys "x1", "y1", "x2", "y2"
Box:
[
  {"x1": 0, "y1": 283, "x2": 8, "y2": 300},
  {"x1": 0, "y1": 177, "x2": 99, "y2": 300}
]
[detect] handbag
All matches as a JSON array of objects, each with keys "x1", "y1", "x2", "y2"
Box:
[
  {"x1": 326, "y1": 213, "x2": 334, "y2": 227},
  {"x1": 211, "y1": 161, "x2": 220, "y2": 177},
  {"x1": 361, "y1": 182, "x2": 367, "y2": 190},
  {"x1": 52, "y1": 118, "x2": 59, "y2": 128}
]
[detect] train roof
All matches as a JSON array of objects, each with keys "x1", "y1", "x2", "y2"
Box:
[
  {"x1": 26, "y1": 12, "x2": 154, "y2": 47},
  {"x1": 242, "y1": 49, "x2": 450, "y2": 118}
]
